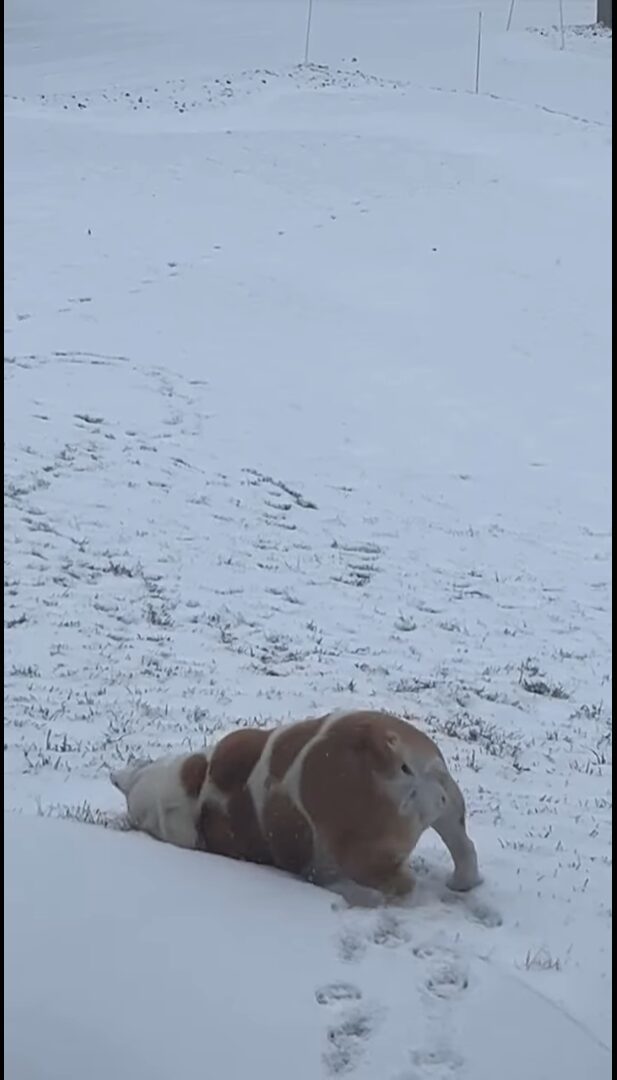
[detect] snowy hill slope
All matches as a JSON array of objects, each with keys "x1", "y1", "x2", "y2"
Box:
[{"x1": 4, "y1": 1, "x2": 611, "y2": 1077}]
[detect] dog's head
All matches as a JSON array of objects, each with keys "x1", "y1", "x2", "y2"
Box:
[
  {"x1": 351, "y1": 717, "x2": 404, "y2": 772},
  {"x1": 352, "y1": 714, "x2": 445, "y2": 816}
]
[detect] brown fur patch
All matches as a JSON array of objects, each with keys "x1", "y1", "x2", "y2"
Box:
[
  {"x1": 268, "y1": 716, "x2": 326, "y2": 781},
  {"x1": 179, "y1": 753, "x2": 209, "y2": 799},
  {"x1": 387, "y1": 712, "x2": 444, "y2": 763},
  {"x1": 263, "y1": 789, "x2": 314, "y2": 876},
  {"x1": 198, "y1": 787, "x2": 272, "y2": 866},
  {"x1": 300, "y1": 712, "x2": 425, "y2": 890},
  {"x1": 197, "y1": 801, "x2": 236, "y2": 857},
  {"x1": 208, "y1": 729, "x2": 272, "y2": 794},
  {"x1": 340, "y1": 711, "x2": 442, "y2": 768},
  {"x1": 227, "y1": 787, "x2": 272, "y2": 865},
  {"x1": 352, "y1": 719, "x2": 399, "y2": 775}
]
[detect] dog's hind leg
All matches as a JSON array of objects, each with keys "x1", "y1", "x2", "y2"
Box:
[{"x1": 110, "y1": 760, "x2": 150, "y2": 795}]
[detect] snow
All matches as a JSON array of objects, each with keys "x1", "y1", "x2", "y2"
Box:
[
  {"x1": 4, "y1": 815, "x2": 611, "y2": 1080},
  {"x1": 4, "y1": 0, "x2": 611, "y2": 1077}
]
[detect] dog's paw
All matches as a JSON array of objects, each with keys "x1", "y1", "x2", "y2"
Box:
[{"x1": 446, "y1": 869, "x2": 483, "y2": 893}]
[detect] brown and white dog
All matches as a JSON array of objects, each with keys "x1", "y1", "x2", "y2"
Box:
[{"x1": 111, "y1": 709, "x2": 481, "y2": 901}]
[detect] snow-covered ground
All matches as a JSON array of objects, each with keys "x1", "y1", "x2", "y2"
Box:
[{"x1": 4, "y1": 1, "x2": 611, "y2": 1077}]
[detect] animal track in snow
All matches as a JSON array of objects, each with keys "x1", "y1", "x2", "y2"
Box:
[
  {"x1": 315, "y1": 976, "x2": 384, "y2": 1075},
  {"x1": 443, "y1": 892, "x2": 504, "y2": 929},
  {"x1": 412, "y1": 940, "x2": 456, "y2": 961},
  {"x1": 315, "y1": 982, "x2": 362, "y2": 1006},
  {"x1": 425, "y1": 960, "x2": 469, "y2": 1000},
  {"x1": 371, "y1": 910, "x2": 412, "y2": 948},
  {"x1": 409, "y1": 1045, "x2": 464, "y2": 1076},
  {"x1": 324, "y1": 1007, "x2": 379, "y2": 1075},
  {"x1": 337, "y1": 927, "x2": 368, "y2": 964}
]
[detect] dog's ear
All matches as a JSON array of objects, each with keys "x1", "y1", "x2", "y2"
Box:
[
  {"x1": 353, "y1": 721, "x2": 398, "y2": 774},
  {"x1": 180, "y1": 753, "x2": 209, "y2": 798}
]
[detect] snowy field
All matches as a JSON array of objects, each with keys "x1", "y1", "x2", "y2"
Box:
[{"x1": 4, "y1": 1, "x2": 612, "y2": 1077}]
